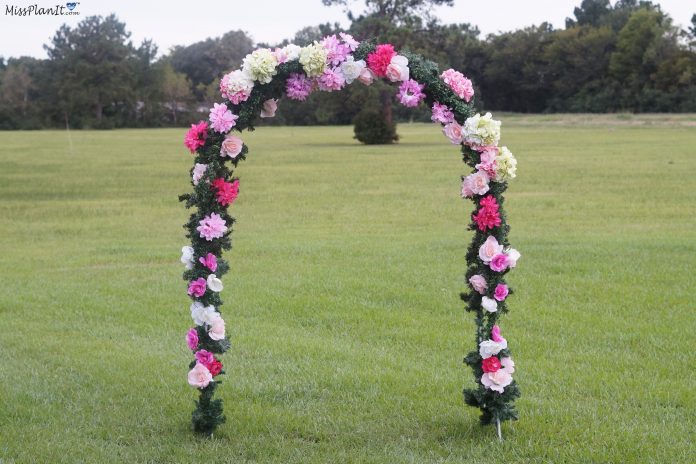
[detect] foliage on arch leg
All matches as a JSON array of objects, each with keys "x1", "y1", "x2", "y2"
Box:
[{"x1": 178, "y1": 32, "x2": 520, "y2": 435}]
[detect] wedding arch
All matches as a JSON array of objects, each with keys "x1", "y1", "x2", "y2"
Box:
[{"x1": 178, "y1": 34, "x2": 521, "y2": 437}]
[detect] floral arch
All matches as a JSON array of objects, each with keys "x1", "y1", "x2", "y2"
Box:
[{"x1": 179, "y1": 34, "x2": 521, "y2": 437}]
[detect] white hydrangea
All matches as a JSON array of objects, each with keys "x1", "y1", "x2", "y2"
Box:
[
  {"x1": 340, "y1": 56, "x2": 366, "y2": 84},
  {"x1": 242, "y1": 48, "x2": 278, "y2": 84},
  {"x1": 495, "y1": 146, "x2": 517, "y2": 182},
  {"x1": 299, "y1": 42, "x2": 328, "y2": 77},
  {"x1": 463, "y1": 112, "x2": 501, "y2": 148},
  {"x1": 190, "y1": 302, "x2": 218, "y2": 326}
]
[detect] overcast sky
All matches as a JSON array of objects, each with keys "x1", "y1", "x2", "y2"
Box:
[{"x1": 0, "y1": 0, "x2": 693, "y2": 59}]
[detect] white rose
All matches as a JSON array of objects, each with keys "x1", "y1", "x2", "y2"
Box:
[
  {"x1": 481, "y1": 296, "x2": 498, "y2": 313},
  {"x1": 180, "y1": 246, "x2": 195, "y2": 270},
  {"x1": 340, "y1": 57, "x2": 366, "y2": 84},
  {"x1": 479, "y1": 339, "x2": 507, "y2": 359},
  {"x1": 206, "y1": 274, "x2": 223, "y2": 293},
  {"x1": 190, "y1": 302, "x2": 217, "y2": 326}
]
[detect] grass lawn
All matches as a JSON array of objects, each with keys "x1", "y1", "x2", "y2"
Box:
[{"x1": 0, "y1": 117, "x2": 694, "y2": 463}]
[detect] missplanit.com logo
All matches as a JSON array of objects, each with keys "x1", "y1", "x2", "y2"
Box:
[{"x1": 5, "y1": 2, "x2": 80, "y2": 16}]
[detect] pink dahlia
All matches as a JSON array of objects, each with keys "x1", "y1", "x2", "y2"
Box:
[
  {"x1": 184, "y1": 121, "x2": 208, "y2": 153},
  {"x1": 211, "y1": 178, "x2": 239, "y2": 206},
  {"x1": 197, "y1": 213, "x2": 228, "y2": 241},
  {"x1": 317, "y1": 67, "x2": 346, "y2": 92},
  {"x1": 208, "y1": 103, "x2": 238, "y2": 133},
  {"x1": 187, "y1": 278, "x2": 207, "y2": 297},
  {"x1": 286, "y1": 73, "x2": 314, "y2": 101},
  {"x1": 431, "y1": 102, "x2": 455, "y2": 124},
  {"x1": 367, "y1": 44, "x2": 396, "y2": 77},
  {"x1": 398, "y1": 79, "x2": 426, "y2": 107},
  {"x1": 440, "y1": 69, "x2": 474, "y2": 102},
  {"x1": 472, "y1": 195, "x2": 501, "y2": 231}
]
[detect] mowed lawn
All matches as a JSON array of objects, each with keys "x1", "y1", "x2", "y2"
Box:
[{"x1": 0, "y1": 117, "x2": 694, "y2": 463}]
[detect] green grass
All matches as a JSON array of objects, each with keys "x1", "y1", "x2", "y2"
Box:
[{"x1": 0, "y1": 118, "x2": 694, "y2": 463}]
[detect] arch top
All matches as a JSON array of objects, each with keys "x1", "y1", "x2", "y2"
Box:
[{"x1": 180, "y1": 32, "x2": 520, "y2": 436}]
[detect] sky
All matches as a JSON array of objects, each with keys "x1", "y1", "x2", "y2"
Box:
[{"x1": 0, "y1": 0, "x2": 694, "y2": 59}]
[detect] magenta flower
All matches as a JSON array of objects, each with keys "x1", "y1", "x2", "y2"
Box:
[
  {"x1": 491, "y1": 325, "x2": 506, "y2": 343},
  {"x1": 184, "y1": 121, "x2": 208, "y2": 153},
  {"x1": 208, "y1": 103, "x2": 238, "y2": 133},
  {"x1": 398, "y1": 79, "x2": 426, "y2": 108},
  {"x1": 186, "y1": 328, "x2": 199, "y2": 350},
  {"x1": 197, "y1": 213, "x2": 228, "y2": 241},
  {"x1": 473, "y1": 195, "x2": 501, "y2": 231},
  {"x1": 195, "y1": 349, "x2": 215, "y2": 366},
  {"x1": 317, "y1": 68, "x2": 346, "y2": 92},
  {"x1": 286, "y1": 73, "x2": 314, "y2": 100},
  {"x1": 490, "y1": 253, "x2": 510, "y2": 272},
  {"x1": 431, "y1": 102, "x2": 455, "y2": 124},
  {"x1": 187, "y1": 278, "x2": 207, "y2": 297},
  {"x1": 494, "y1": 283, "x2": 509, "y2": 301},
  {"x1": 199, "y1": 253, "x2": 218, "y2": 272}
]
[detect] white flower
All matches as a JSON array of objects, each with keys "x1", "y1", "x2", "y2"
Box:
[
  {"x1": 340, "y1": 56, "x2": 366, "y2": 84},
  {"x1": 283, "y1": 44, "x2": 302, "y2": 61},
  {"x1": 478, "y1": 236, "x2": 503, "y2": 263},
  {"x1": 506, "y1": 248, "x2": 521, "y2": 268},
  {"x1": 206, "y1": 274, "x2": 223, "y2": 293},
  {"x1": 299, "y1": 43, "x2": 328, "y2": 77},
  {"x1": 495, "y1": 146, "x2": 517, "y2": 181},
  {"x1": 180, "y1": 246, "x2": 195, "y2": 270},
  {"x1": 481, "y1": 369, "x2": 513, "y2": 393},
  {"x1": 208, "y1": 312, "x2": 226, "y2": 340},
  {"x1": 242, "y1": 48, "x2": 278, "y2": 84},
  {"x1": 500, "y1": 356, "x2": 515, "y2": 374},
  {"x1": 479, "y1": 338, "x2": 507, "y2": 359},
  {"x1": 481, "y1": 296, "x2": 498, "y2": 313},
  {"x1": 190, "y1": 302, "x2": 218, "y2": 326},
  {"x1": 463, "y1": 112, "x2": 501, "y2": 149},
  {"x1": 192, "y1": 163, "x2": 207, "y2": 186},
  {"x1": 386, "y1": 55, "x2": 409, "y2": 82},
  {"x1": 223, "y1": 69, "x2": 254, "y2": 101}
]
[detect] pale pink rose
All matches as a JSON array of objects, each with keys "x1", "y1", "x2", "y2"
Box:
[
  {"x1": 208, "y1": 313, "x2": 226, "y2": 341},
  {"x1": 469, "y1": 274, "x2": 487, "y2": 294},
  {"x1": 358, "y1": 67, "x2": 375, "y2": 85},
  {"x1": 461, "y1": 170, "x2": 490, "y2": 198},
  {"x1": 506, "y1": 248, "x2": 521, "y2": 268},
  {"x1": 461, "y1": 177, "x2": 473, "y2": 198},
  {"x1": 481, "y1": 369, "x2": 512, "y2": 393},
  {"x1": 385, "y1": 55, "x2": 409, "y2": 82},
  {"x1": 187, "y1": 362, "x2": 213, "y2": 388},
  {"x1": 260, "y1": 98, "x2": 278, "y2": 118},
  {"x1": 442, "y1": 121, "x2": 463, "y2": 144},
  {"x1": 500, "y1": 356, "x2": 515, "y2": 374},
  {"x1": 479, "y1": 236, "x2": 503, "y2": 263},
  {"x1": 220, "y1": 134, "x2": 243, "y2": 158}
]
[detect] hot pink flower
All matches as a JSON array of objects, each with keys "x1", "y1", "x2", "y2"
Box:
[
  {"x1": 211, "y1": 178, "x2": 240, "y2": 206},
  {"x1": 472, "y1": 195, "x2": 501, "y2": 231},
  {"x1": 184, "y1": 121, "x2": 208, "y2": 153},
  {"x1": 398, "y1": 79, "x2": 425, "y2": 107},
  {"x1": 186, "y1": 328, "x2": 199, "y2": 351},
  {"x1": 220, "y1": 134, "x2": 243, "y2": 158},
  {"x1": 469, "y1": 274, "x2": 487, "y2": 294},
  {"x1": 286, "y1": 73, "x2": 314, "y2": 100},
  {"x1": 494, "y1": 283, "x2": 509, "y2": 301},
  {"x1": 367, "y1": 44, "x2": 396, "y2": 77},
  {"x1": 431, "y1": 102, "x2": 455, "y2": 124},
  {"x1": 208, "y1": 103, "x2": 238, "y2": 133},
  {"x1": 441, "y1": 69, "x2": 474, "y2": 102},
  {"x1": 443, "y1": 121, "x2": 464, "y2": 144},
  {"x1": 197, "y1": 213, "x2": 228, "y2": 241},
  {"x1": 491, "y1": 325, "x2": 506, "y2": 343},
  {"x1": 187, "y1": 362, "x2": 213, "y2": 388},
  {"x1": 199, "y1": 253, "x2": 217, "y2": 272},
  {"x1": 187, "y1": 278, "x2": 207, "y2": 297},
  {"x1": 195, "y1": 349, "x2": 215, "y2": 367},
  {"x1": 490, "y1": 253, "x2": 510, "y2": 272},
  {"x1": 482, "y1": 356, "x2": 501, "y2": 373},
  {"x1": 317, "y1": 67, "x2": 346, "y2": 92}
]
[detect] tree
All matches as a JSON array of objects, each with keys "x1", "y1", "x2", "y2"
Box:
[
  {"x1": 161, "y1": 63, "x2": 193, "y2": 125},
  {"x1": 566, "y1": 0, "x2": 611, "y2": 28},
  {"x1": 322, "y1": 0, "x2": 453, "y2": 24}
]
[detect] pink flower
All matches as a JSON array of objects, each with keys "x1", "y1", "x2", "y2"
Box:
[
  {"x1": 491, "y1": 325, "x2": 506, "y2": 343},
  {"x1": 358, "y1": 67, "x2": 375, "y2": 85},
  {"x1": 490, "y1": 253, "x2": 510, "y2": 272},
  {"x1": 195, "y1": 349, "x2": 215, "y2": 367},
  {"x1": 479, "y1": 236, "x2": 503, "y2": 263},
  {"x1": 220, "y1": 134, "x2": 243, "y2": 158},
  {"x1": 208, "y1": 313, "x2": 226, "y2": 341},
  {"x1": 476, "y1": 147, "x2": 498, "y2": 179},
  {"x1": 481, "y1": 369, "x2": 512, "y2": 393},
  {"x1": 501, "y1": 356, "x2": 515, "y2": 374},
  {"x1": 398, "y1": 79, "x2": 425, "y2": 107},
  {"x1": 443, "y1": 121, "x2": 463, "y2": 144},
  {"x1": 199, "y1": 253, "x2": 217, "y2": 272},
  {"x1": 461, "y1": 170, "x2": 490, "y2": 198},
  {"x1": 431, "y1": 102, "x2": 455, "y2": 124},
  {"x1": 367, "y1": 44, "x2": 396, "y2": 77},
  {"x1": 441, "y1": 69, "x2": 474, "y2": 102},
  {"x1": 272, "y1": 47, "x2": 289, "y2": 64},
  {"x1": 187, "y1": 278, "x2": 207, "y2": 297},
  {"x1": 208, "y1": 103, "x2": 238, "y2": 133},
  {"x1": 211, "y1": 178, "x2": 239, "y2": 206},
  {"x1": 286, "y1": 73, "x2": 314, "y2": 100},
  {"x1": 260, "y1": 99, "x2": 278, "y2": 118},
  {"x1": 220, "y1": 70, "x2": 253, "y2": 104},
  {"x1": 494, "y1": 283, "x2": 509, "y2": 301},
  {"x1": 317, "y1": 67, "x2": 346, "y2": 92},
  {"x1": 472, "y1": 195, "x2": 501, "y2": 231},
  {"x1": 320, "y1": 34, "x2": 351, "y2": 66},
  {"x1": 339, "y1": 32, "x2": 359, "y2": 51},
  {"x1": 385, "y1": 55, "x2": 409, "y2": 82},
  {"x1": 187, "y1": 362, "x2": 213, "y2": 388},
  {"x1": 506, "y1": 248, "x2": 521, "y2": 268},
  {"x1": 184, "y1": 121, "x2": 208, "y2": 153},
  {"x1": 482, "y1": 356, "x2": 501, "y2": 373},
  {"x1": 469, "y1": 274, "x2": 487, "y2": 294},
  {"x1": 197, "y1": 213, "x2": 228, "y2": 241},
  {"x1": 186, "y1": 328, "x2": 199, "y2": 351}
]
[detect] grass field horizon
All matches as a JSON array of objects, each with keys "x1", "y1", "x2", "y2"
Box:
[{"x1": 1, "y1": 118, "x2": 694, "y2": 463}]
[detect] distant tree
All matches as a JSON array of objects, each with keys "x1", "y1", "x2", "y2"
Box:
[
  {"x1": 161, "y1": 63, "x2": 192, "y2": 125},
  {"x1": 566, "y1": 0, "x2": 611, "y2": 28},
  {"x1": 322, "y1": 0, "x2": 453, "y2": 24},
  {"x1": 0, "y1": 62, "x2": 32, "y2": 118}
]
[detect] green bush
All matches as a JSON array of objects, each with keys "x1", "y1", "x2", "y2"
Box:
[{"x1": 352, "y1": 110, "x2": 398, "y2": 145}]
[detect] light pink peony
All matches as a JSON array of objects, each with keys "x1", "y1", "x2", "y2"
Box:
[
  {"x1": 192, "y1": 163, "x2": 207, "y2": 186},
  {"x1": 197, "y1": 213, "x2": 228, "y2": 241},
  {"x1": 385, "y1": 55, "x2": 409, "y2": 82},
  {"x1": 469, "y1": 274, "x2": 487, "y2": 294},
  {"x1": 208, "y1": 313, "x2": 226, "y2": 341},
  {"x1": 260, "y1": 99, "x2": 278, "y2": 118},
  {"x1": 317, "y1": 67, "x2": 346, "y2": 92},
  {"x1": 443, "y1": 121, "x2": 464, "y2": 144},
  {"x1": 481, "y1": 369, "x2": 512, "y2": 393},
  {"x1": 479, "y1": 236, "x2": 503, "y2": 263},
  {"x1": 187, "y1": 362, "x2": 213, "y2": 388},
  {"x1": 220, "y1": 134, "x2": 243, "y2": 158}
]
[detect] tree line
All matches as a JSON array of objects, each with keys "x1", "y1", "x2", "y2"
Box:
[{"x1": 0, "y1": 0, "x2": 695, "y2": 129}]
